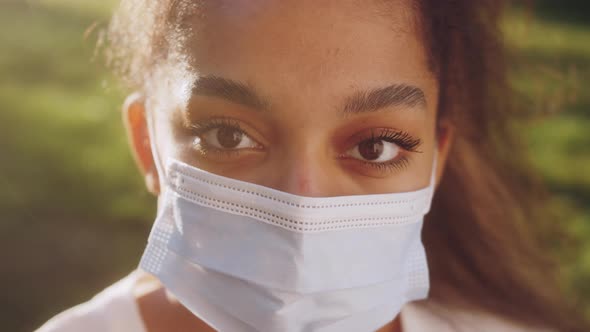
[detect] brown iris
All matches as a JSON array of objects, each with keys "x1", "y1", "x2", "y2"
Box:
[
  {"x1": 216, "y1": 127, "x2": 243, "y2": 148},
  {"x1": 358, "y1": 139, "x2": 384, "y2": 160}
]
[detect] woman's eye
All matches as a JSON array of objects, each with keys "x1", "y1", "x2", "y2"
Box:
[
  {"x1": 200, "y1": 126, "x2": 259, "y2": 150},
  {"x1": 346, "y1": 138, "x2": 401, "y2": 163}
]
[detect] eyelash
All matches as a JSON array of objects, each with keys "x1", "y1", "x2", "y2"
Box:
[
  {"x1": 189, "y1": 118, "x2": 422, "y2": 173},
  {"x1": 370, "y1": 129, "x2": 422, "y2": 152}
]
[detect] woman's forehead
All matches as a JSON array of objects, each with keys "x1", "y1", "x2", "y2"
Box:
[
  {"x1": 188, "y1": 0, "x2": 415, "y2": 20},
  {"x1": 178, "y1": 0, "x2": 421, "y2": 57},
  {"x1": 166, "y1": 0, "x2": 435, "y2": 108}
]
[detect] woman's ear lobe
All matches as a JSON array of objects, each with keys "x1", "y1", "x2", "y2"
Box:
[{"x1": 123, "y1": 93, "x2": 160, "y2": 195}]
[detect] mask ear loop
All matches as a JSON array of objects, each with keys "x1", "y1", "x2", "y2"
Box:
[
  {"x1": 423, "y1": 147, "x2": 439, "y2": 215},
  {"x1": 429, "y1": 149, "x2": 438, "y2": 189},
  {"x1": 145, "y1": 99, "x2": 172, "y2": 217},
  {"x1": 145, "y1": 98, "x2": 167, "y2": 188}
]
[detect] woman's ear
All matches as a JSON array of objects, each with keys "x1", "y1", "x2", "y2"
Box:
[
  {"x1": 122, "y1": 93, "x2": 160, "y2": 195},
  {"x1": 434, "y1": 119, "x2": 455, "y2": 187}
]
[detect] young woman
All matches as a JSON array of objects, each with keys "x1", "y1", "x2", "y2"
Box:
[{"x1": 37, "y1": 0, "x2": 588, "y2": 331}]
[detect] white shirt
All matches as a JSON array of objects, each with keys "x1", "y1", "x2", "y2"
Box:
[{"x1": 35, "y1": 270, "x2": 547, "y2": 332}]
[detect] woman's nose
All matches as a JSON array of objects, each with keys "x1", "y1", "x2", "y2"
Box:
[{"x1": 270, "y1": 148, "x2": 343, "y2": 198}]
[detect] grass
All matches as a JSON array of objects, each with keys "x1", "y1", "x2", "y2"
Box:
[{"x1": 0, "y1": 2, "x2": 588, "y2": 331}]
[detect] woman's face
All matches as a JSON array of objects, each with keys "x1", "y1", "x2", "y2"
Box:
[{"x1": 143, "y1": 0, "x2": 444, "y2": 197}]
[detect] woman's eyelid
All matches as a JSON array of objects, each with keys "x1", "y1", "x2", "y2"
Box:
[
  {"x1": 190, "y1": 117, "x2": 242, "y2": 133},
  {"x1": 190, "y1": 117, "x2": 250, "y2": 137},
  {"x1": 345, "y1": 128, "x2": 423, "y2": 153},
  {"x1": 374, "y1": 128, "x2": 422, "y2": 148}
]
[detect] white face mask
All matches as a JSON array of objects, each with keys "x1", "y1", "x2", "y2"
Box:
[
  {"x1": 140, "y1": 113, "x2": 437, "y2": 332},
  {"x1": 139, "y1": 154, "x2": 436, "y2": 332}
]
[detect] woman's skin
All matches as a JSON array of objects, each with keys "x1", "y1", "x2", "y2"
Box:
[{"x1": 123, "y1": 0, "x2": 454, "y2": 331}]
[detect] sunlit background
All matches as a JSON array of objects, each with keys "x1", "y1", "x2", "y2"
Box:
[{"x1": 0, "y1": 1, "x2": 588, "y2": 331}]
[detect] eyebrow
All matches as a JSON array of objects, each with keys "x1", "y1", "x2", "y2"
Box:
[
  {"x1": 342, "y1": 84, "x2": 427, "y2": 115},
  {"x1": 191, "y1": 76, "x2": 426, "y2": 114},
  {"x1": 192, "y1": 76, "x2": 270, "y2": 111}
]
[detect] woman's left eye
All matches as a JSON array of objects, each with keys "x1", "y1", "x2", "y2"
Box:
[
  {"x1": 199, "y1": 126, "x2": 259, "y2": 150},
  {"x1": 345, "y1": 138, "x2": 401, "y2": 163}
]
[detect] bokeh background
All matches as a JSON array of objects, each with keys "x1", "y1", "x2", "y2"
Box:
[{"x1": 0, "y1": 1, "x2": 588, "y2": 331}]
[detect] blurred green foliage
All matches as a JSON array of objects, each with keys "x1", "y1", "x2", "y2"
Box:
[
  {"x1": 0, "y1": 2, "x2": 154, "y2": 331},
  {"x1": 504, "y1": 4, "x2": 590, "y2": 318},
  {"x1": 0, "y1": 1, "x2": 588, "y2": 331}
]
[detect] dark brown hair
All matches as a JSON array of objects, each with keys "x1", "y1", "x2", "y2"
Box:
[
  {"x1": 107, "y1": 1, "x2": 589, "y2": 331},
  {"x1": 416, "y1": 1, "x2": 588, "y2": 331}
]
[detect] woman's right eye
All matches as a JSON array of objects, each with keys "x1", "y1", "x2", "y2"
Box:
[{"x1": 200, "y1": 126, "x2": 259, "y2": 150}]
